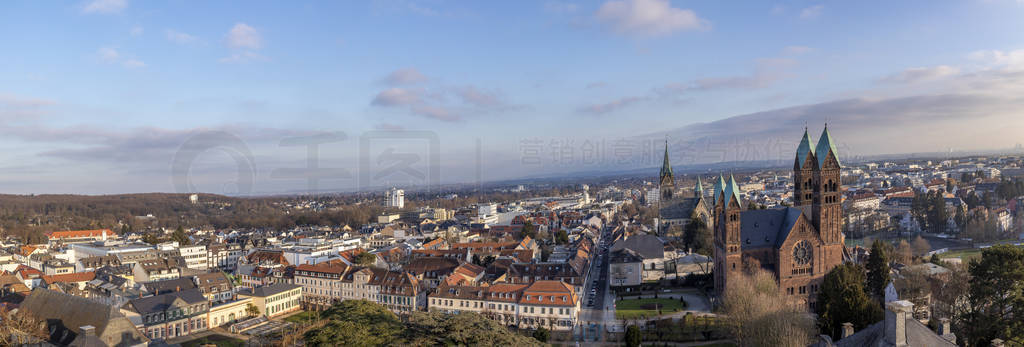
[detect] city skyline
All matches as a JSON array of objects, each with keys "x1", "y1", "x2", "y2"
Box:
[{"x1": 3, "y1": 0, "x2": 1024, "y2": 194}]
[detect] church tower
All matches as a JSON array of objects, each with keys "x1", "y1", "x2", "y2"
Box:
[
  {"x1": 813, "y1": 125, "x2": 843, "y2": 246},
  {"x1": 659, "y1": 140, "x2": 675, "y2": 200},
  {"x1": 714, "y1": 174, "x2": 743, "y2": 296},
  {"x1": 793, "y1": 128, "x2": 817, "y2": 212},
  {"x1": 694, "y1": 176, "x2": 704, "y2": 199}
]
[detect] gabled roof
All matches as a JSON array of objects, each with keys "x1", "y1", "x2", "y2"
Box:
[
  {"x1": 738, "y1": 207, "x2": 804, "y2": 250},
  {"x1": 141, "y1": 277, "x2": 197, "y2": 295},
  {"x1": 128, "y1": 288, "x2": 206, "y2": 314},
  {"x1": 816, "y1": 125, "x2": 840, "y2": 168},
  {"x1": 796, "y1": 128, "x2": 816, "y2": 169},
  {"x1": 21, "y1": 288, "x2": 149, "y2": 346},
  {"x1": 610, "y1": 234, "x2": 664, "y2": 259}
]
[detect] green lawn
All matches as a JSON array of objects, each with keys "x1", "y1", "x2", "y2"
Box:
[
  {"x1": 939, "y1": 248, "x2": 983, "y2": 262},
  {"x1": 283, "y1": 310, "x2": 316, "y2": 324},
  {"x1": 181, "y1": 334, "x2": 244, "y2": 347},
  {"x1": 615, "y1": 298, "x2": 686, "y2": 320}
]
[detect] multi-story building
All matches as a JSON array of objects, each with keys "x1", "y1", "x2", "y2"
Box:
[
  {"x1": 386, "y1": 187, "x2": 405, "y2": 209},
  {"x1": 194, "y1": 272, "x2": 234, "y2": 304},
  {"x1": 206, "y1": 243, "x2": 244, "y2": 271},
  {"x1": 428, "y1": 280, "x2": 579, "y2": 331},
  {"x1": 178, "y1": 244, "x2": 208, "y2": 270},
  {"x1": 123, "y1": 288, "x2": 209, "y2": 340},
  {"x1": 238, "y1": 283, "x2": 302, "y2": 318}
]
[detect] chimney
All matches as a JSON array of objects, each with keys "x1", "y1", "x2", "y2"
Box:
[
  {"x1": 884, "y1": 300, "x2": 913, "y2": 347},
  {"x1": 840, "y1": 322, "x2": 855, "y2": 339},
  {"x1": 80, "y1": 325, "x2": 96, "y2": 337},
  {"x1": 938, "y1": 318, "x2": 956, "y2": 344}
]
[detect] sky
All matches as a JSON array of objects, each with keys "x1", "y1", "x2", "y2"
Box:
[{"x1": 2, "y1": 0, "x2": 1024, "y2": 195}]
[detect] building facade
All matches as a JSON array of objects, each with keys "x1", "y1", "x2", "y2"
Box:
[{"x1": 712, "y1": 126, "x2": 847, "y2": 310}]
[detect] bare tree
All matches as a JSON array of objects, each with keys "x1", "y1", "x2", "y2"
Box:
[
  {"x1": 718, "y1": 269, "x2": 816, "y2": 347},
  {"x1": 0, "y1": 307, "x2": 47, "y2": 346},
  {"x1": 910, "y1": 236, "x2": 931, "y2": 257}
]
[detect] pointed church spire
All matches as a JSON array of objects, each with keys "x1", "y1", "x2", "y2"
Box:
[
  {"x1": 660, "y1": 138, "x2": 673, "y2": 179},
  {"x1": 713, "y1": 174, "x2": 726, "y2": 204},
  {"x1": 694, "y1": 176, "x2": 704, "y2": 198},
  {"x1": 815, "y1": 124, "x2": 840, "y2": 168},
  {"x1": 724, "y1": 174, "x2": 742, "y2": 206},
  {"x1": 796, "y1": 127, "x2": 815, "y2": 168}
]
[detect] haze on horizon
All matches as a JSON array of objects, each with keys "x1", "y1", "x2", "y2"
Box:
[{"x1": 2, "y1": 0, "x2": 1024, "y2": 195}]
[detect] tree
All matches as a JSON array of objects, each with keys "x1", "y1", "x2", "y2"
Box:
[
  {"x1": 555, "y1": 229, "x2": 569, "y2": 244},
  {"x1": 893, "y1": 240, "x2": 912, "y2": 265},
  {"x1": 719, "y1": 269, "x2": 816, "y2": 346},
  {"x1": 624, "y1": 325, "x2": 641, "y2": 347},
  {"x1": 958, "y1": 245, "x2": 1024, "y2": 346},
  {"x1": 354, "y1": 251, "x2": 377, "y2": 267},
  {"x1": 246, "y1": 303, "x2": 261, "y2": 317},
  {"x1": 683, "y1": 216, "x2": 712, "y2": 255},
  {"x1": 0, "y1": 306, "x2": 47, "y2": 346},
  {"x1": 171, "y1": 226, "x2": 190, "y2": 245},
  {"x1": 521, "y1": 221, "x2": 537, "y2": 239},
  {"x1": 816, "y1": 263, "x2": 883, "y2": 339},
  {"x1": 532, "y1": 327, "x2": 549, "y2": 343},
  {"x1": 865, "y1": 240, "x2": 892, "y2": 304},
  {"x1": 910, "y1": 236, "x2": 931, "y2": 257}
]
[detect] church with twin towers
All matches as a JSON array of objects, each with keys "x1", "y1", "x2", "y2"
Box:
[{"x1": 658, "y1": 125, "x2": 847, "y2": 308}]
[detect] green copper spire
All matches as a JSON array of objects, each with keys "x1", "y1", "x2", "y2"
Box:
[
  {"x1": 724, "y1": 174, "x2": 742, "y2": 206},
  {"x1": 816, "y1": 124, "x2": 840, "y2": 168},
  {"x1": 694, "y1": 176, "x2": 704, "y2": 198},
  {"x1": 796, "y1": 127, "x2": 815, "y2": 168},
  {"x1": 713, "y1": 174, "x2": 726, "y2": 204}
]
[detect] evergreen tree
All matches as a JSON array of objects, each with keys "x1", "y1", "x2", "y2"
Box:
[
  {"x1": 959, "y1": 245, "x2": 1024, "y2": 346},
  {"x1": 865, "y1": 240, "x2": 892, "y2": 304},
  {"x1": 816, "y1": 263, "x2": 883, "y2": 339}
]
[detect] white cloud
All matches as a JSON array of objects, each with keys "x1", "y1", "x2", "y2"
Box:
[
  {"x1": 382, "y1": 68, "x2": 428, "y2": 85},
  {"x1": 799, "y1": 5, "x2": 823, "y2": 19},
  {"x1": 97, "y1": 47, "x2": 120, "y2": 63},
  {"x1": 82, "y1": 0, "x2": 126, "y2": 14},
  {"x1": 595, "y1": 0, "x2": 709, "y2": 37},
  {"x1": 130, "y1": 25, "x2": 144, "y2": 37},
  {"x1": 220, "y1": 23, "x2": 265, "y2": 63},
  {"x1": 165, "y1": 29, "x2": 197, "y2": 44},
  {"x1": 371, "y1": 88, "x2": 423, "y2": 107},
  {"x1": 454, "y1": 86, "x2": 502, "y2": 107},
  {"x1": 226, "y1": 23, "x2": 262, "y2": 49},
  {"x1": 218, "y1": 51, "x2": 267, "y2": 64},
  {"x1": 122, "y1": 59, "x2": 146, "y2": 68},
  {"x1": 968, "y1": 49, "x2": 1024, "y2": 70},
  {"x1": 579, "y1": 96, "x2": 645, "y2": 115},
  {"x1": 879, "y1": 65, "x2": 960, "y2": 84},
  {"x1": 96, "y1": 47, "x2": 145, "y2": 68},
  {"x1": 783, "y1": 45, "x2": 813, "y2": 55}
]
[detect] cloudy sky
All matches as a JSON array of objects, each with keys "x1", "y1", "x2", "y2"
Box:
[{"x1": 2, "y1": 0, "x2": 1024, "y2": 195}]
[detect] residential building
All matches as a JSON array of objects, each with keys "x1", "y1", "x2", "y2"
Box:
[
  {"x1": 122, "y1": 288, "x2": 210, "y2": 341},
  {"x1": 386, "y1": 187, "x2": 405, "y2": 209},
  {"x1": 238, "y1": 283, "x2": 302, "y2": 318},
  {"x1": 179, "y1": 244, "x2": 209, "y2": 270}
]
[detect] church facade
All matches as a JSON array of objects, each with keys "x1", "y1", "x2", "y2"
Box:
[
  {"x1": 711, "y1": 126, "x2": 847, "y2": 309},
  {"x1": 657, "y1": 141, "x2": 712, "y2": 232}
]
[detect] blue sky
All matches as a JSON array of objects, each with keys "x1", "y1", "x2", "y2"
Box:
[{"x1": 2, "y1": 0, "x2": 1024, "y2": 194}]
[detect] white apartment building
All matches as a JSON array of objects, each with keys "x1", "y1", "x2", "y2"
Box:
[
  {"x1": 386, "y1": 188, "x2": 405, "y2": 209},
  {"x1": 179, "y1": 245, "x2": 208, "y2": 270}
]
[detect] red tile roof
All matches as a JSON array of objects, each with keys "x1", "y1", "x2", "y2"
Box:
[
  {"x1": 46, "y1": 229, "x2": 114, "y2": 240},
  {"x1": 41, "y1": 271, "x2": 96, "y2": 284}
]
